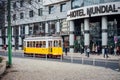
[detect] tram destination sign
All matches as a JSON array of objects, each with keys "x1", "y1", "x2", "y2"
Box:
[{"x1": 67, "y1": 2, "x2": 120, "y2": 20}]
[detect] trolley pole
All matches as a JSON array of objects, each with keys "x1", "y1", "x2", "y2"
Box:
[{"x1": 7, "y1": 0, "x2": 12, "y2": 66}]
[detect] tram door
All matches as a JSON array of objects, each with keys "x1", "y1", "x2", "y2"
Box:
[{"x1": 48, "y1": 41, "x2": 53, "y2": 55}]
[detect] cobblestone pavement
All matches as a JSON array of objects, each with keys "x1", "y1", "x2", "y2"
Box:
[{"x1": 1, "y1": 57, "x2": 120, "y2": 80}]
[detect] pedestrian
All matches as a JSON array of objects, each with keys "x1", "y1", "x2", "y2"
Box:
[
  {"x1": 104, "y1": 46, "x2": 109, "y2": 58},
  {"x1": 3, "y1": 44, "x2": 7, "y2": 50},
  {"x1": 95, "y1": 46, "x2": 98, "y2": 55},
  {"x1": 86, "y1": 46, "x2": 90, "y2": 57},
  {"x1": 64, "y1": 41, "x2": 68, "y2": 56}
]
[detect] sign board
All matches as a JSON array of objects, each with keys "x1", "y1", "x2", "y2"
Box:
[{"x1": 67, "y1": 2, "x2": 120, "y2": 20}]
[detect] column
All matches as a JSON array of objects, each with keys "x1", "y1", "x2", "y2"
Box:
[
  {"x1": 102, "y1": 16, "x2": 108, "y2": 54},
  {"x1": 45, "y1": 22, "x2": 48, "y2": 36},
  {"x1": 81, "y1": 23, "x2": 84, "y2": 35},
  {"x1": 69, "y1": 20, "x2": 74, "y2": 53},
  {"x1": 84, "y1": 18, "x2": 90, "y2": 47},
  {"x1": 19, "y1": 26, "x2": 22, "y2": 50},
  {"x1": 25, "y1": 25, "x2": 29, "y2": 36},
  {"x1": 56, "y1": 21, "x2": 60, "y2": 34}
]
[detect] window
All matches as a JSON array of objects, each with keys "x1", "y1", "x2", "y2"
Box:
[
  {"x1": 28, "y1": 0, "x2": 32, "y2": 4},
  {"x1": 13, "y1": 2, "x2": 17, "y2": 9},
  {"x1": 38, "y1": 0, "x2": 42, "y2": 2},
  {"x1": 20, "y1": 12, "x2": 24, "y2": 19},
  {"x1": 13, "y1": 14, "x2": 16, "y2": 21},
  {"x1": 20, "y1": 0, "x2": 24, "y2": 7},
  {"x1": 60, "y1": 3, "x2": 66, "y2": 12},
  {"x1": 71, "y1": 0, "x2": 84, "y2": 9},
  {"x1": 29, "y1": 10, "x2": 34, "y2": 17},
  {"x1": 38, "y1": 8, "x2": 43, "y2": 16},
  {"x1": 49, "y1": 6, "x2": 55, "y2": 14}
]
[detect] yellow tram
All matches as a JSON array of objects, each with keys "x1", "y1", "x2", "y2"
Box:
[{"x1": 23, "y1": 36, "x2": 63, "y2": 58}]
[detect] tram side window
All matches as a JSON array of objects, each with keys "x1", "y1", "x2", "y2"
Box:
[
  {"x1": 54, "y1": 40, "x2": 58, "y2": 47},
  {"x1": 33, "y1": 41, "x2": 35, "y2": 47},
  {"x1": 59, "y1": 40, "x2": 61, "y2": 47},
  {"x1": 36, "y1": 41, "x2": 40, "y2": 47},
  {"x1": 40, "y1": 41, "x2": 42, "y2": 47},
  {"x1": 27, "y1": 42, "x2": 29, "y2": 47},
  {"x1": 43, "y1": 41, "x2": 46, "y2": 48},
  {"x1": 30, "y1": 41, "x2": 32, "y2": 47},
  {"x1": 49, "y1": 41, "x2": 52, "y2": 47}
]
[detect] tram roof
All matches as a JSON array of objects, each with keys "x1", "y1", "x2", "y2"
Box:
[{"x1": 24, "y1": 36, "x2": 62, "y2": 41}]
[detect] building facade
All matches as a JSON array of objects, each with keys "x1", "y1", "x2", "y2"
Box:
[
  {"x1": 0, "y1": 0, "x2": 120, "y2": 54},
  {"x1": 0, "y1": 1, "x2": 5, "y2": 49},
  {"x1": 67, "y1": 0, "x2": 120, "y2": 53},
  {"x1": 0, "y1": 0, "x2": 70, "y2": 50}
]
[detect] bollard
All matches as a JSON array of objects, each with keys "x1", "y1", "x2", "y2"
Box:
[
  {"x1": 46, "y1": 54, "x2": 47, "y2": 60},
  {"x1": 82, "y1": 57, "x2": 84, "y2": 64},
  {"x1": 71, "y1": 53, "x2": 73, "y2": 63},
  {"x1": 105, "y1": 58, "x2": 108, "y2": 67},
  {"x1": 60, "y1": 55, "x2": 63, "y2": 62},
  {"x1": 118, "y1": 58, "x2": 120, "y2": 71}
]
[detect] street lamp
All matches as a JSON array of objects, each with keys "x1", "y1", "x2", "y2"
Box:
[{"x1": 7, "y1": 0, "x2": 12, "y2": 66}]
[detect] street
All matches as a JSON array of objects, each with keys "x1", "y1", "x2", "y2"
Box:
[{"x1": 0, "y1": 50, "x2": 119, "y2": 70}]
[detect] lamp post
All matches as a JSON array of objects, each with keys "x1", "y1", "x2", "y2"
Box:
[{"x1": 7, "y1": 0, "x2": 12, "y2": 66}]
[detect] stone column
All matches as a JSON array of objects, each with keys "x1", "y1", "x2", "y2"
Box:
[
  {"x1": 69, "y1": 20, "x2": 74, "y2": 53},
  {"x1": 19, "y1": 26, "x2": 22, "y2": 50},
  {"x1": 45, "y1": 22, "x2": 48, "y2": 36},
  {"x1": 102, "y1": 16, "x2": 108, "y2": 54},
  {"x1": 56, "y1": 21, "x2": 60, "y2": 34},
  {"x1": 84, "y1": 18, "x2": 90, "y2": 47},
  {"x1": 25, "y1": 25, "x2": 29, "y2": 36}
]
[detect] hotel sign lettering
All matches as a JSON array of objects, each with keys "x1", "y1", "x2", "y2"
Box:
[{"x1": 67, "y1": 2, "x2": 120, "y2": 20}]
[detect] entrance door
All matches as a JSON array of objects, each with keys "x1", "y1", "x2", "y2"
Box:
[{"x1": 90, "y1": 22, "x2": 101, "y2": 54}]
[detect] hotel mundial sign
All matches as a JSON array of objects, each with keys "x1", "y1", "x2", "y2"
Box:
[{"x1": 67, "y1": 2, "x2": 120, "y2": 21}]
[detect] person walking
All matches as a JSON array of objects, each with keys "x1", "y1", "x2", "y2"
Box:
[
  {"x1": 104, "y1": 46, "x2": 109, "y2": 58},
  {"x1": 3, "y1": 44, "x2": 7, "y2": 50},
  {"x1": 64, "y1": 41, "x2": 68, "y2": 56},
  {"x1": 86, "y1": 46, "x2": 90, "y2": 57}
]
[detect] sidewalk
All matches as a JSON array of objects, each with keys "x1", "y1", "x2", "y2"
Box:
[
  {"x1": 65, "y1": 52, "x2": 120, "y2": 60},
  {"x1": 0, "y1": 57, "x2": 120, "y2": 80}
]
